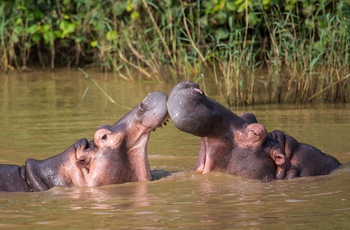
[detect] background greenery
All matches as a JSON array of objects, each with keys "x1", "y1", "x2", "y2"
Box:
[{"x1": 1, "y1": 0, "x2": 349, "y2": 105}]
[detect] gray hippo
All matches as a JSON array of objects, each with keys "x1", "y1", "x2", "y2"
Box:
[
  {"x1": 0, "y1": 91, "x2": 168, "y2": 192},
  {"x1": 167, "y1": 81, "x2": 340, "y2": 182}
]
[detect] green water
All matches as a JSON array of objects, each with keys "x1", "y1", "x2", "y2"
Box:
[{"x1": 0, "y1": 69, "x2": 349, "y2": 229}]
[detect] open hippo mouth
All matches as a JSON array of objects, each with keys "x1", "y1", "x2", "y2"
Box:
[
  {"x1": 167, "y1": 81, "x2": 222, "y2": 174},
  {"x1": 168, "y1": 81, "x2": 256, "y2": 176}
]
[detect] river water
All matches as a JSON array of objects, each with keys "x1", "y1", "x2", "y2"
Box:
[{"x1": 0, "y1": 69, "x2": 349, "y2": 229}]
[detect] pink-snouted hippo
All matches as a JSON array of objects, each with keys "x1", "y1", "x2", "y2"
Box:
[
  {"x1": 167, "y1": 81, "x2": 340, "y2": 182},
  {"x1": 0, "y1": 92, "x2": 168, "y2": 192}
]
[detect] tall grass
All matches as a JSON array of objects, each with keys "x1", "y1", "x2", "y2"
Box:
[
  {"x1": 0, "y1": 0, "x2": 349, "y2": 104},
  {"x1": 260, "y1": 1, "x2": 350, "y2": 103}
]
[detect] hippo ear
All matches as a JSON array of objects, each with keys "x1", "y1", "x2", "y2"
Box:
[
  {"x1": 270, "y1": 148, "x2": 285, "y2": 166},
  {"x1": 236, "y1": 123, "x2": 267, "y2": 148}
]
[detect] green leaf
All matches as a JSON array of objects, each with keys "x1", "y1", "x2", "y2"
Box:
[
  {"x1": 226, "y1": 1, "x2": 237, "y2": 11},
  {"x1": 248, "y1": 13, "x2": 258, "y2": 26},
  {"x1": 11, "y1": 33, "x2": 19, "y2": 43},
  {"x1": 106, "y1": 30, "x2": 118, "y2": 41},
  {"x1": 27, "y1": 24, "x2": 39, "y2": 34},
  {"x1": 235, "y1": 0, "x2": 244, "y2": 6},
  {"x1": 43, "y1": 32, "x2": 53, "y2": 44},
  {"x1": 126, "y1": 3, "x2": 133, "y2": 12},
  {"x1": 75, "y1": 35, "x2": 85, "y2": 43},
  {"x1": 198, "y1": 15, "x2": 208, "y2": 28},
  {"x1": 262, "y1": 0, "x2": 270, "y2": 6},
  {"x1": 204, "y1": 1, "x2": 213, "y2": 14},
  {"x1": 32, "y1": 34, "x2": 41, "y2": 43},
  {"x1": 305, "y1": 18, "x2": 314, "y2": 30},
  {"x1": 113, "y1": 2, "x2": 126, "y2": 16},
  {"x1": 215, "y1": 28, "x2": 229, "y2": 40},
  {"x1": 15, "y1": 17, "x2": 23, "y2": 25},
  {"x1": 90, "y1": 40, "x2": 98, "y2": 47},
  {"x1": 14, "y1": 25, "x2": 23, "y2": 35},
  {"x1": 237, "y1": 3, "x2": 246, "y2": 13},
  {"x1": 42, "y1": 24, "x2": 51, "y2": 32},
  {"x1": 131, "y1": 11, "x2": 140, "y2": 20},
  {"x1": 215, "y1": 11, "x2": 227, "y2": 24}
]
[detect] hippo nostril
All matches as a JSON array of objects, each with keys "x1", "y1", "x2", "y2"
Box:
[
  {"x1": 101, "y1": 134, "x2": 107, "y2": 141},
  {"x1": 77, "y1": 138, "x2": 90, "y2": 150}
]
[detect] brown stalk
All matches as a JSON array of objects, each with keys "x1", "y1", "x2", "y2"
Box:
[
  {"x1": 126, "y1": 39, "x2": 160, "y2": 81},
  {"x1": 118, "y1": 51, "x2": 153, "y2": 79},
  {"x1": 308, "y1": 73, "x2": 350, "y2": 101},
  {"x1": 141, "y1": 0, "x2": 177, "y2": 75}
]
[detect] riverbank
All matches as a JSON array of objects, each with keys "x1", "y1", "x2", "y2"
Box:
[{"x1": 1, "y1": 1, "x2": 349, "y2": 104}]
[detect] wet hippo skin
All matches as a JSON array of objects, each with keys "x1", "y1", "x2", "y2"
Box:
[
  {"x1": 167, "y1": 81, "x2": 341, "y2": 181},
  {"x1": 0, "y1": 91, "x2": 169, "y2": 192}
]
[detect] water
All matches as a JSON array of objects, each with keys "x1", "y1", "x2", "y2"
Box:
[{"x1": 0, "y1": 69, "x2": 350, "y2": 229}]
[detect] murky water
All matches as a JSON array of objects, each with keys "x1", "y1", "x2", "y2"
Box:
[{"x1": 0, "y1": 69, "x2": 350, "y2": 229}]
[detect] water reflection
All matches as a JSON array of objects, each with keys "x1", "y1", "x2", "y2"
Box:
[{"x1": 50, "y1": 182, "x2": 152, "y2": 211}]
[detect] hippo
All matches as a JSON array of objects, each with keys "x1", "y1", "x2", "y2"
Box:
[
  {"x1": 0, "y1": 91, "x2": 168, "y2": 192},
  {"x1": 167, "y1": 81, "x2": 341, "y2": 182}
]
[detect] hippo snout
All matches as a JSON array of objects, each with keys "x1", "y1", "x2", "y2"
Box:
[{"x1": 74, "y1": 138, "x2": 90, "y2": 150}]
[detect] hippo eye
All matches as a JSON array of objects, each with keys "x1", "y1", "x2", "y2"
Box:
[{"x1": 101, "y1": 134, "x2": 107, "y2": 141}]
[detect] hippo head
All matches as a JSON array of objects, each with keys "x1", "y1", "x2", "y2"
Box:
[
  {"x1": 80, "y1": 91, "x2": 169, "y2": 186},
  {"x1": 25, "y1": 92, "x2": 168, "y2": 191},
  {"x1": 167, "y1": 81, "x2": 277, "y2": 181}
]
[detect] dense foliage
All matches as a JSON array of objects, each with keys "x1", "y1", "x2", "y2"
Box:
[{"x1": 1, "y1": 0, "x2": 349, "y2": 104}]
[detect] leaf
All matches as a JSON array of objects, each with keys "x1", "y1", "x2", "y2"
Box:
[
  {"x1": 126, "y1": 3, "x2": 133, "y2": 12},
  {"x1": 43, "y1": 32, "x2": 54, "y2": 44},
  {"x1": 42, "y1": 24, "x2": 51, "y2": 32},
  {"x1": 131, "y1": 11, "x2": 140, "y2": 20},
  {"x1": 59, "y1": 20, "x2": 76, "y2": 38},
  {"x1": 90, "y1": 40, "x2": 98, "y2": 47},
  {"x1": 27, "y1": 24, "x2": 39, "y2": 34},
  {"x1": 305, "y1": 18, "x2": 314, "y2": 30},
  {"x1": 226, "y1": 2, "x2": 237, "y2": 11},
  {"x1": 113, "y1": 2, "x2": 126, "y2": 16},
  {"x1": 215, "y1": 11, "x2": 227, "y2": 24},
  {"x1": 198, "y1": 15, "x2": 208, "y2": 28},
  {"x1": 106, "y1": 30, "x2": 118, "y2": 41},
  {"x1": 11, "y1": 33, "x2": 19, "y2": 43},
  {"x1": 75, "y1": 35, "x2": 85, "y2": 43},
  {"x1": 204, "y1": 1, "x2": 213, "y2": 14},
  {"x1": 248, "y1": 13, "x2": 258, "y2": 26},
  {"x1": 215, "y1": 28, "x2": 229, "y2": 40},
  {"x1": 262, "y1": 0, "x2": 270, "y2": 6},
  {"x1": 32, "y1": 34, "x2": 41, "y2": 43}
]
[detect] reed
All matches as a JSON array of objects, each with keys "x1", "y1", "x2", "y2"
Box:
[
  {"x1": 0, "y1": 0, "x2": 349, "y2": 104},
  {"x1": 0, "y1": 3, "x2": 7, "y2": 72},
  {"x1": 260, "y1": 1, "x2": 350, "y2": 103}
]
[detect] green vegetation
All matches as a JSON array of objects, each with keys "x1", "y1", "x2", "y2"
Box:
[{"x1": 1, "y1": 0, "x2": 349, "y2": 105}]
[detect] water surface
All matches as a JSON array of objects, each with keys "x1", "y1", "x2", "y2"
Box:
[{"x1": 0, "y1": 69, "x2": 349, "y2": 229}]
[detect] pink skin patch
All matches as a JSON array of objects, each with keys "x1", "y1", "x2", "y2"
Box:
[{"x1": 194, "y1": 88, "x2": 203, "y2": 94}]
